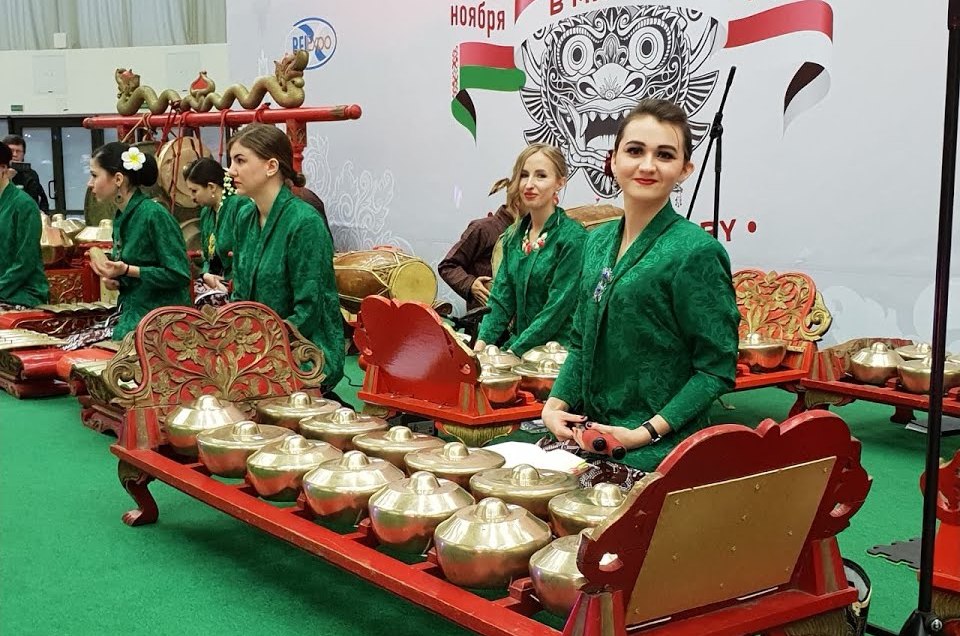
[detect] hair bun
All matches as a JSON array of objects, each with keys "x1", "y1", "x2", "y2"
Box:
[
  {"x1": 131, "y1": 154, "x2": 159, "y2": 187},
  {"x1": 292, "y1": 173, "x2": 307, "y2": 188}
]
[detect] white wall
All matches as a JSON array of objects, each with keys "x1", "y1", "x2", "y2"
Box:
[{"x1": 0, "y1": 44, "x2": 229, "y2": 116}]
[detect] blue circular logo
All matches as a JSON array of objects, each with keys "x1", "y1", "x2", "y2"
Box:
[{"x1": 289, "y1": 17, "x2": 337, "y2": 70}]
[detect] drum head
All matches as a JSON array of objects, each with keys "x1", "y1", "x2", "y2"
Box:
[
  {"x1": 157, "y1": 137, "x2": 211, "y2": 209},
  {"x1": 390, "y1": 260, "x2": 437, "y2": 305}
]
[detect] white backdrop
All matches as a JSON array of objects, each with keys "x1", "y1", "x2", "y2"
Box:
[{"x1": 226, "y1": 0, "x2": 959, "y2": 349}]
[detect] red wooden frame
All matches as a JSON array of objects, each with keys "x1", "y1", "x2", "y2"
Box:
[
  {"x1": 111, "y1": 411, "x2": 870, "y2": 636},
  {"x1": 354, "y1": 297, "x2": 540, "y2": 442}
]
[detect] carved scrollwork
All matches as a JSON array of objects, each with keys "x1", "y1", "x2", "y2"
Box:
[
  {"x1": 286, "y1": 321, "x2": 326, "y2": 388},
  {"x1": 47, "y1": 271, "x2": 85, "y2": 304},
  {"x1": 0, "y1": 351, "x2": 25, "y2": 378},
  {"x1": 101, "y1": 302, "x2": 324, "y2": 410},
  {"x1": 733, "y1": 269, "x2": 833, "y2": 343}
]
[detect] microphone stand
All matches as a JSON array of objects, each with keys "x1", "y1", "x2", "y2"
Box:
[
  {"x1": 898, "y1": 1, "x2": 958, "y2": 634},
  {"x1": 687, "y1": 66, "x2": 737, "y2": 240}
]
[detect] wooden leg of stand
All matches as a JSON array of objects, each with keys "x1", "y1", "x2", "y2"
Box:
[
  {"x1": 788, "y1": 393, "x2": 808, "y2": 417},
  {"x1": 118, "y1": 460, "x2": 158, "y2": 526},
  {"x1": 562, "y1": 589, "x2": 626, "y2": 636},
  {"x1": 891, "y1": 406, "x2": 915, "y2": 424}
]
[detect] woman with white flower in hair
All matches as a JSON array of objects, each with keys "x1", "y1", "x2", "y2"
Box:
[{"x1": 87, "y1": 142, "x2": 191, "y2": 340}]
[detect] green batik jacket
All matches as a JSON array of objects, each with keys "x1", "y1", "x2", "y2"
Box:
[
  {"x1": 550, "y1": 202, "x2": 740, "y2": 471},
  {"x1": 198, "y1": 195, "x2": 253, "y2": 280},
  {"x1": 0, "y1": 184, "x2": 48, "y2": 307},
  {"x1": 112, "y1": 190, "x2": 192, "y2": 339},
  {"x1": 477, "y1": 206, "x2": 586, "y2": 356},
  {"x1": 231, "y1": 185, "x2": 344, "y2": 388}
]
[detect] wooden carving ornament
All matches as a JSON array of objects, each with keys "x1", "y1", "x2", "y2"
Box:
[
  {"x1": 115, "y1": 50, "x2": 309, "y2": 116},
  {"x1": 102, "y1": 302, "x2": 324, "y2": 412},
  {"x1": 733, "y1": 269, "x2": 832, "y2": 342}
]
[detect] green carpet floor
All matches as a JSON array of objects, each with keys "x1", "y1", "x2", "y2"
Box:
[{"x1": 1, "y1": 360, "x2": 958, "y2": 635}]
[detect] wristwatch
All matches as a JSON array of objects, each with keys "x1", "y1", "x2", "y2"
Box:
[{"x1": 641, "y1": 420, "x2": 662, "y2": 444}]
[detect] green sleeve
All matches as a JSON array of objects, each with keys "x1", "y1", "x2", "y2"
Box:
[
  {"x1": 0, "y1": 199, "x2": 42, "y2": 291},
  {"x1": 476, "y1": 233, "x2": 517, "y2": 345},
  {"x1": 548, "y1": 282, "x2": 585, "y2": 409},
  {"x1": 199, "y1": 207, "x2": 212, "y2": 274},
  {"x1": 659, "y1": 242, "x2": 740, "y2": 429},
  {"x1": 285, "y1": 215, "x2": 325, "y2": 337},
  {"x1": 507, "y1": 230, "x2": 584, "y2": 355},
  {"x1": 138, "y1": 210, "x2": 191, "y2": 291}
]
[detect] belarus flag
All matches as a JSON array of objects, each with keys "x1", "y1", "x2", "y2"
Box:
[{"x1": 452, "y1": 42, "x2": 526, "y2": 140}]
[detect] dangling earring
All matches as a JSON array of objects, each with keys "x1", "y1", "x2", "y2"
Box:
[
  {"x1": 114, "y1": 188, "x2": 123, "y2": 205},
  {"x1": 672, "y1": 183, "x2": 683, "y2": 207}
]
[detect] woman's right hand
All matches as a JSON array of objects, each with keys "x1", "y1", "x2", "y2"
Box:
[
  {"x1": 473, "y1": 339, "x2": 486, "y2": 352},
  {"x1": 102, "y1": 277, "x2": 120, "y2": 291},
  {"x1": 541, "y1": 397, "x2": 586, "y2": 441}
]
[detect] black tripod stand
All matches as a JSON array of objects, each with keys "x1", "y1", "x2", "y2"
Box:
[
  {"x1": 687, "y1": 66, "x2": 737, "y2": 239},
  {"x1": 898, "y1": 1, "x2": 959, "y2": 634}
]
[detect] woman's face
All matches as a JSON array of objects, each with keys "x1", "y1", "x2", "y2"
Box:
[
  {"x1": 518, "y1": 151, "x2": 565, "y2": 213},
  {"x1": 187, "y1": 181, "x2": 219, "y2": 207},
  {"x1": 611, "y1": 115, "x2": 694, "y2": 207},
  {"x1": 87, "y1": 157, "x2": 123, "y2": 203},
  {"x1": 227, "y1": 141, "x2": 276, "y2": 197}
]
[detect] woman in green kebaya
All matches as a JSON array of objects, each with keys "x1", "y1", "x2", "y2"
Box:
[
  {"x1": 227, "y1": 124, "x2": 344, "y2": 390},
  {"x1": 542, "y1": 99, "x2": 740, "y2": 471},
  {"x1": 0, "y1": 142, "x2": 48, "y2": 309},
  {"x1": 474, "y1": 144, "x2": 586, "y2": 356},
  {"x1": 183, "y1": 157, "x2": 254, "y2": 306},
  {"x1": 87, "y1": 142, "x2": 191, "y2": 340}
]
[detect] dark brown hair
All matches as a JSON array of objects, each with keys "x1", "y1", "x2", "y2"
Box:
[
  {"x1": 2, "y1": 134, "x2": 25, "y2": 150},
  {"x1": 0, "y1": 143, "x2": 11, "y2": 168},
  {"x1": 613, "y1": 99, "x2": 693, "y2": 161},
  {"x1": 92, "y1": 142, "x2": 159, "y2": 188},
  {"x1": 227, "y1": 124, "x2": 307, "y2": 187},
  {"x1": 183, "y1": 157, "x2": 226, "y2": 187}
]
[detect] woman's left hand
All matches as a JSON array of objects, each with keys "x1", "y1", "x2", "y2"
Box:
[
  {"x1": 571, "y1": 421, "x2": 639, "y2": 451},
  {"x1": 91, "y1": 258, "x2": 127, "y2": 279}
]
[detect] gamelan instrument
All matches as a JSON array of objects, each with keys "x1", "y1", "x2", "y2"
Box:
[{"x1": 333, "y1": 249, "x2": 437, "y2": 315}]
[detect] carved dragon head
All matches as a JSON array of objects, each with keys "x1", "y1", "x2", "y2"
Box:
[
  {"x1": 115, "y1": 68, "x2": 141, "y2": 98},
  {"x1": 274, "y1": 50, "x2": 309, "y2": 89}
]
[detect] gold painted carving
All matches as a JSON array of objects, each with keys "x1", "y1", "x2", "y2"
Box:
[
  {"x1": 101, "y1": 304, "x2": 324, "y2": 410},
  {"x1": 116, "y1": 50, "x2": 308, "y2": 116},
  {"x1": 734, "y1": 270, "x2": 833, "y2": 342}
]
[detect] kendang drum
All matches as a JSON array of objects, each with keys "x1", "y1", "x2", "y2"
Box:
[
  {"x1": 333, "y1": 248, "x2": 437, "y2": 314},
  {"x1": 157, "y1": 136, "x2": 211, "y2": 219}
]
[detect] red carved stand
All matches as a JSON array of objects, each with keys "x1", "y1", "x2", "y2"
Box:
[
  {"x1": 354, "y1": 297, "x2": 541, "y2": 446},
  {"x1": 111, "y1": 384, "x2": 870, "y2": 636},
  {"x1": 83, "y1": 106, "x2": 362, "y2": 176},
  {"x1": 923, "y1": 451, "x2": 960, "y2": 633},
  {"x1": 730, "y1": 270, "x2": 832, "y2": 414},
  {"x1": 0, "y1": 303, "x2": 116, "y2": 399},
  {"x1": 799, "y1": 340, "x2": 960, "y2": 428}
]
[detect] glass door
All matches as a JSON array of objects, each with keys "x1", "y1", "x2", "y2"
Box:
[{"x1": 12, "y1": 117, "x2": 96, "y2": 217}]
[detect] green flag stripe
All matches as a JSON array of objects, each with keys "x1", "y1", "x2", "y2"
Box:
[{"x1": 459, "y1": 66, "x2": 525, "y2": 92}]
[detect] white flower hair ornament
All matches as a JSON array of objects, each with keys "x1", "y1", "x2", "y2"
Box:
[{"x1": 121, "y1": 147, "x2": 146, "y2": 172}]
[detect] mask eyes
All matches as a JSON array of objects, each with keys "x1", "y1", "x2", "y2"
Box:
[
  {"x1": 628, "y1": 25, "x2": 667, "y2": 69},
  {"x1": 560, "y1": 33, "x2": 595, "y2": 77}
]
